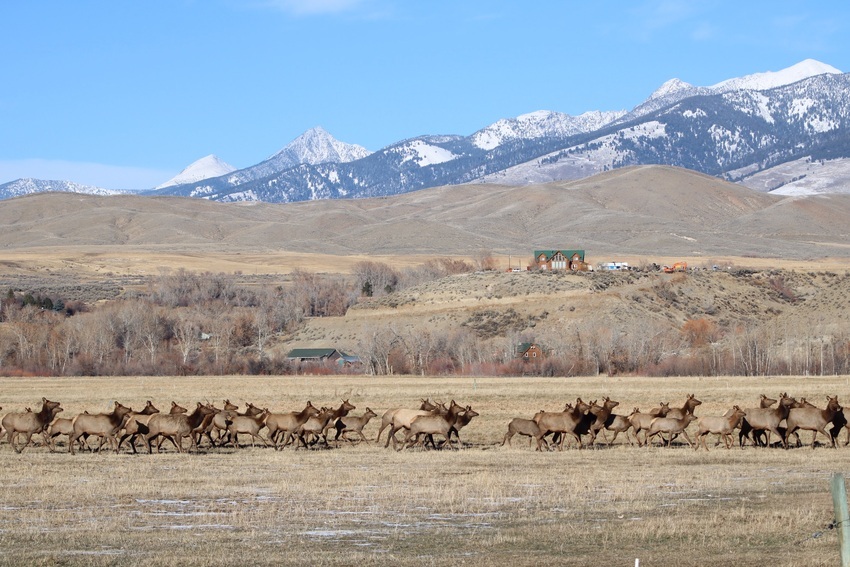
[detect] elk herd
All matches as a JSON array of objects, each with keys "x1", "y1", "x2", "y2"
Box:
[{"x1": 0, "y1": 392, "x2": 847, "y2": 454}]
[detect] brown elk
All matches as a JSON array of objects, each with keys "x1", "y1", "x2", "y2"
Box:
[
  {"x1": 737, "y1": 394, "x2": 779, "y2": 447},
  {"x1": 629, "y1": 406, "x2": 670, "y2": 447},
  {"x1": 665, "y1": 394, "x2": 702, "y2": 419},
  {"x1": 69, "y1": 401, "x2": 134, "y2": 455},
  {"x1": 645, "y1": 414, "x2": 698, "y2": 448},
  {"x1": 738, "y1": 393, "x2": 796, "y2": 449},
  {"x1": 502, "y1": 417, "x2": 549, "y2": 449},
  {"x1": 116, "y1": 400, "x2": 161, "y2": 453},
  {"x1": 334, "y1": 408, "x2": 378, "y2": 444},
  {"x1": 696, "y1": 406, "x2": 747, "y2": 450},
  {"x1": 2, "y1": 398, "x2": 63, "y2": 453},
  {"x1": 588, "y1": 397, "x2": 620, "y2": 445},
  {"x1": 603, "y1": 410, "x2": 637, "y2": 446},
  {"x1": 287, "y1": 407, "x2": 338, "y2": 449},
  {"x1": 648, "y1": 402, "x2": 671, "y2": 417},
  {"x1": 47, "y1": 416, "x2": 83, "y2": 452},
  {"x1": 206, "y1": 402, "x2": 263, "y2": 448},
  {"x1": 265, "y1": 402, "x2": 320, "y2": 450},
  {"x1": 320, "y1": 399, "x2": 357, "y2": 440},
  {"x1": 375, "y1": 399, "x2": 438, "y2": 443},
  {"x1": 784, "y1": 396, "x2": 842, "y2": 449},
  {"x1": 225, "y1": 409, "x2": 271, "y2": 448},
  {"x1": 143, "y1": 402, "x2": 215, "y2": 453},
  {"x1": 448, "y1": 406, "x2": 479, "y2": 445},
  {"x1": 400, "y1": 413, "x2": 456, "y2": 451},
  {"x1": 533, "y1": 399, "x2": 592, "y2": 451},
  {"x1": 384, "y1": 401, "x2": 460, "y2": 450}
]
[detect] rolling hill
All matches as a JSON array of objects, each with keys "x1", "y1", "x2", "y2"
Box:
[{"x1": 1, "y1": 166, "x2": 848, "y2": 263}]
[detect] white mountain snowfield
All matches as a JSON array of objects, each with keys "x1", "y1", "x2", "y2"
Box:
[
  {"x1": 470, "y1": 109, "x2": 627, "y2": 150},
  {"x1": 0, "y1": 178, "x2": 120, "y2": 198},
  {"x1": 2, "y1": 59, "x2": 848, "y2": 200},
  {"x1": 216, "y1": 126, "x2": 371, "y2": 188},
  {"x1": 155, "y1": 154, "x2": 236, "y2": 189},
  {"x1": 480, "y1": 59, "x2": 846, "y2": 188},
  {"x1": 710, "y1": 59, "x2": 841, "y2": 92}
]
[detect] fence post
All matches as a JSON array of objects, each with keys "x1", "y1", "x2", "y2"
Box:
[{"x1": 831, "y1": 472, "x2": 850, "y2": 567}]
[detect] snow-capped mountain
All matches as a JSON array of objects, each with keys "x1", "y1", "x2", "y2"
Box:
[
  {"x1": 269, "y1": 126, "x2": 371, "y2": 168},
  {"x1": 0, "y1": 178, "x2": 121, "y2": 199},
  {"x1": 156, "y1": 155, "x2": 236, "y2": 189},
  {"x1": 470, "y1": 110, "x2": 626, "y2": 150},
  {"x1": 710, "y1": 58, "x2": 841, "y2": 92},
  {"x1": 619, "y1": 58, "x2": 842, "y2": 124},
  {"x1": 5, "y1": 59, "x2": 849, "y2": 203},
  {"x1": 190, "y1": 126, "x2": 372, "y2": 192}
]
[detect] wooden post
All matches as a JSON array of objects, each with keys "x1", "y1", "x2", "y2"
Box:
[{"x1": 831, "y1": 472, "x2": 850, "y2": 567}]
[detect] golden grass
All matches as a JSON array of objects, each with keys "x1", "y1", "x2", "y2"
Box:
[{"x1": 1, "y1": 374, "x2": 849, "y2": 566}]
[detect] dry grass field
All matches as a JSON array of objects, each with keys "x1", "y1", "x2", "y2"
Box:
[{"x1": 2, "y1": 374, "x2": 850, "y2": 566}]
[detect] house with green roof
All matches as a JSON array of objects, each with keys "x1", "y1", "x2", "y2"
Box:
[
  {"x1": 286, "y1": 348, "x2": 361, "y2": 366},
  {"x1": 533, "y1": 250, "x2": 586, "y2": 271}
]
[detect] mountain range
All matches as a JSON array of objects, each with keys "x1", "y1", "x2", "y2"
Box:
[{"x1": 1, "y1": 59, "x2": 848, "y2": 202}]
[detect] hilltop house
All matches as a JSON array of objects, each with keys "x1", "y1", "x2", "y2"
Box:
[{"x1": 533, "y1": 250, "x2": 586, "y2": 271}]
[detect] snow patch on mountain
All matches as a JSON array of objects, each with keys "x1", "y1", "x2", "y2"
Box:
[
  {"x1": 711, "y1": 59, "x2": 842, "y2": 92},
  {"x1": 0, "y1": 178, "x2": 121, "y2": 199},
  {"x1": 649, "y1": 78, "x2": 694, "y2": 100},
  {"x1": 471, "y1": 109, "x2": 625, "y2": 150},
  {"x1": 739, "y1": 157, "x2": 850, "y2": 195},
  {"x1": 268, "y1": 126, "x2": 371, "y2": 167},
  {"x1": 156, "y1": 155, "x2": 236, "y2": 189},
  {"x1": 398, "y1": 141, "x2": 457, "y2": 167}
]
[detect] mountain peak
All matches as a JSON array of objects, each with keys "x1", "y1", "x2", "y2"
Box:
[
  {"x1": 268, "y1": 126, "x2": 371, "y2": 166},
  {"x1": 649, "y1": 78, "x2": 694, "y2": 100},
  {"x1": 156, "y1": 154, "x2": 236, "y2": 189},
  {"x1": 711, "y1": 59, "x2": 843, "y2": 92}
]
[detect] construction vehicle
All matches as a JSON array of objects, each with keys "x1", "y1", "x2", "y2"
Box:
[{"x1": 662, "y1": 262, "x2": 688, "y2": 273}]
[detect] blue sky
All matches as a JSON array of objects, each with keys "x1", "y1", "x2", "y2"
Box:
[{"x1": 1, "y1": 0, "x2": 848, "y2": 189}]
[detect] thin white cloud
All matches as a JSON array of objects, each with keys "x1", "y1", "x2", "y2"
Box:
[
  {"x1": 0, "y1": 159, "x2": 175, "y2": 191},
  {"x1": 263, "y1": 0, "x2": 368, "y2": 16}
]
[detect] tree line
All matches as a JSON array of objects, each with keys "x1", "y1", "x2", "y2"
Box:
[{"x1": 1, "y1": 263, "x2": 848, "y2": 378}]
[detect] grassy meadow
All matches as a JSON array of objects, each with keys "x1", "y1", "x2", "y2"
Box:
[{"x1": 1, "y1": 374, "x2": 850, "y2": 566}]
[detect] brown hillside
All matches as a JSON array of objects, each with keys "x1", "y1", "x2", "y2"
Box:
[{"x1": 1, "y1": 166, "x2": 849, "y2": 273}]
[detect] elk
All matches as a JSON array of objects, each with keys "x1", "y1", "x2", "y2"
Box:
[
  {"x1": 143, "y1": 402, "x2": 214, "y2": 453},
  {"x1": 645, "y1": 414, "x2": 698, "y2": 448},
  {"x1": 116, "y1": 400, "x2": 161, "y2": 454},
  {"x1": 264, "y1": 402, "x2": 321, "y2": 450},
  {"x1": 784, "y1": 395, "x2": 842, "y2": 449},
  {"x1": 47, "y1": 416, "x2": 82, "y2": 452},
  {"x1": 334, "y1": 408, "x2": 377, "y2": 444},
  {"x1": 448, "y1": 406, "x2": 479, "y2": 446},
  {"x1": 225, "y1": 409, "x2": 271, "y2": 448},
  {"x1": 375, "y1": 399, "x2": 438, "y2": 443},
  {"x1": 533, "y1": 399, "x2": 592, "y2": 451},
  {"x1": 629, "y1": 406, "x2": 670, "y2": 447},
  {"x1": 384, "y1": 401, "x2": 460, "y2": 450},
  {"x1": 696, "y1": 406, "x2": 746, "y2": 450},
  {"x1": 2, "y1": 398, "x2": 63, "y2": 453},
  {"x1": 400, "y1": 413, "x2": 456, "y2": 451},
  {"x1": 665, "y1": 394, "x2": 702, "y2": 419},
  {"x1": 588, "y1": 397, "x2": 620, "y2": 445},
  {"x1": 648, "y1": 402, "x2": 671, "y2": 417},
  {"x1": 738, "y1": 394, "x2": 781, "y2": 447},
  {"x1": 69, "y1": 401, "x2": 134, "y2": 455},
  {"x1": 738, "y1": 393, "x2": 796, "y2": 449},
  {"x1": 320, "y1": 399, "x2": 357, "y2": 440},
  {"x1": 603, "y1": 410, "x2": 637, "y2": 446},
  {"x1": 288, "y1": 407, "x2": 338, "y2": 449},
  {"x1": 207, "y1": 402, "x2": 263, "y2": 448},
  {"x1": 502, "y1": 417, "x2": 549, "y2": 449}
]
